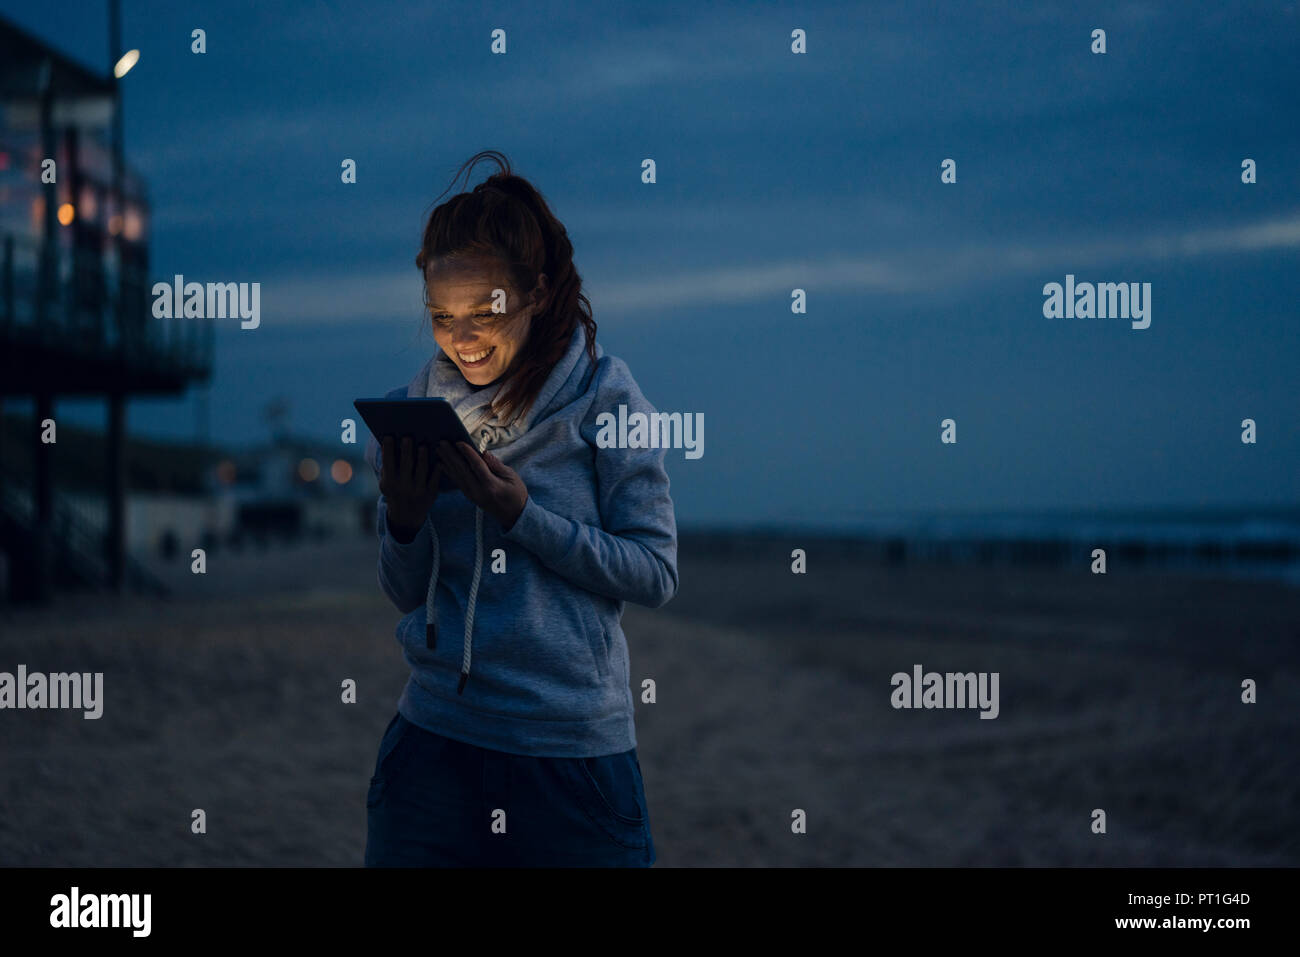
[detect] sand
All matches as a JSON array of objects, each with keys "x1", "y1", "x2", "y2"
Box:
[{"x1": 0, "y1": 534, "x2": 1296, "y2": 866}]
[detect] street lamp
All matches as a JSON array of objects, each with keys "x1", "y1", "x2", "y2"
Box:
[{"x1": 113, "y1": 48, "x2": 139, "y2": 78}]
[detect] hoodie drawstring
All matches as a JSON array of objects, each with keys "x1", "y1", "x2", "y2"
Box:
[
  {"x1": 423, "y1": 431, "x2": 491, "y2": 695},
  {"x1": 459, "y1": 506, "x2": 484, "y2": 694},
  {"x1": 424, "y1": 522, "x2": 441, "y2": 650}
]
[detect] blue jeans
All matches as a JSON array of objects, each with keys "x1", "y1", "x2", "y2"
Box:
[{"x1": 364, "y1": 712, "x2": 655, "y2": 867}]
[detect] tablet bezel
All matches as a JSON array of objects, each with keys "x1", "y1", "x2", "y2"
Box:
[{"x1": 354, "y1": 397, "x2": 477, "y2": 492}]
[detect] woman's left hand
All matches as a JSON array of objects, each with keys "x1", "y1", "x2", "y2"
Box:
[{"x1": 437, "y1": 441, "x2": 529, "y2": 532}]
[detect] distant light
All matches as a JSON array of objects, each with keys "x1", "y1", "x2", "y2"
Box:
[
  {"x1": 216, "y1": 460, "x2": 237, "y2": 484},
  {"x1": 298, "y1": 458, "x2": 320, "y2": 481},
  {"x1": 57, "y1": 203, "x2": 75, "y2": 226},
  {"x1": 0, "y1": 151, "x2": 9, "y2": 170},
  {"x1": 107, "y1": 214, "x2": 123, "y2": 235},
  {"x1": 331, "y1": 460, "x2": 353, "y2": 484},
  {"x1": 114, "y1": 50, "x2": 140, "y2": 78},
  {"x1": 123, "y1": 206, "x2": 143, "y2": 240}
]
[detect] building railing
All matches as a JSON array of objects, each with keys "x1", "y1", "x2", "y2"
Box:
[
  {"x1": 0, "y1": 457, "x2": 170, "y2": 597},
  {"x1": 0, "y1": 229, "x2": 213, "y2": 382}
]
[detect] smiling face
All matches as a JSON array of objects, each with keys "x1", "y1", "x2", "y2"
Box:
[{"x1": 425, "y1": 257, "x2": 547, "y2": 387}]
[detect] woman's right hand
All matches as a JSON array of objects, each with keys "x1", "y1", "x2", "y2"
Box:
[{"x1": 379, "y1": 435, "x2": 442, "y2": 541}]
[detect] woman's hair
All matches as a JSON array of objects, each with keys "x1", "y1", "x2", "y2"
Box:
[{"x1": 416, "y1": 150, "x2": 598, "y2": 427}]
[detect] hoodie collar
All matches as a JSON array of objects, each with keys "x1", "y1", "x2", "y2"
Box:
[{"x1": 407, "y1": 322, "x2": 599, "y2": 450}]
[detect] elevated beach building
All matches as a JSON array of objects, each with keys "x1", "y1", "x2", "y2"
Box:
[{"x1": 0, "y1": 12, "x2": 212, "y2": 602}]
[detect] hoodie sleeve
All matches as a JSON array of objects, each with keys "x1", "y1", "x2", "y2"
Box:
[
  {"x1": 501, "y1": 357, "x2": 679, "y2": 608},
  {"x1": 366, "y1": 394, "x2": 436, "y2": 616}
]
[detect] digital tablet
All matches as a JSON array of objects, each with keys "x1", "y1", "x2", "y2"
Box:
[{"x1": 353, "y1": 397, "x2": 476, "y2": 492}]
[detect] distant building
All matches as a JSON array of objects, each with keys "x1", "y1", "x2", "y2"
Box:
[
  {"x1": 0, "y1": 13, "x2": 212, "y2": 602},
  {"x1": 208, "y1": 434, "x2": 378, "y2": 547}
]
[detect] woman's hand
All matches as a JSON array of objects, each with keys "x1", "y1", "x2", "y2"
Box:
[
  {"x1": 379, "y1": 435, "x2": 442, "y2": 540},
  {"x1": 437, "y1": 441, "x2": 528, "y2": 532}
]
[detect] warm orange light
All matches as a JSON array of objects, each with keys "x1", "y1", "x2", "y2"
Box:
[
  {"x1": 57, "y1": 203, "x2": 75, "y2": 225},
  {"x1": 123, "y1": 206, "x2": 143, "y2": 241},
  {"x1": 298, "y1": 458, "x2": 320, "y2": 481},
  {"x1": 331, "y1": 460, "x2": 353, "y2": 484},
  {"x1": 107, "y1": 214, "x2": 123, "y2": 235}
]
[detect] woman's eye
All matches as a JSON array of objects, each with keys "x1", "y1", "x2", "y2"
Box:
[{"x1": 430, "y1": 312, "x2": 496, "y2": 322}]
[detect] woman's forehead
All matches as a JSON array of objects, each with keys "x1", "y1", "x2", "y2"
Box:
[
  {"x1": 425, "y1": 268, "x2": 516, "y2": 306},
  {"x1": 424, "y1": 255, "x2": 509, "y2": 286}
]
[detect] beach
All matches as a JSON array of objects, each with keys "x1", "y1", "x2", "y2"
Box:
[{"x1": 1, "y1": 533, "x2": 1296, "y2": 866}]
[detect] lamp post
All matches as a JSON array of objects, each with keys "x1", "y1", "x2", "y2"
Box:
[
  {"x1": 109, "y1": 0, "x2": 125, "y2": 340},
  {"x1": 106, "y1": 0, "x2": 126, "y2": 592}
]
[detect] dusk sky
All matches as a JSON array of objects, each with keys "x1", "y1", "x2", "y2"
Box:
[{"x1": 4, "y1": 0, "x2": 1298, "y2": 528}]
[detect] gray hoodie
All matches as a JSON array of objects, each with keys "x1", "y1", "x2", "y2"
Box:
[{"x1": 364, "y1": 323, "x2": 678, "y2": 757}]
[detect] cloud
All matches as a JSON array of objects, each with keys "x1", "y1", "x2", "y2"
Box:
[
  {"x1": 245, "y1": 210, "x2": 1300, "y2": 325},
  {"x1": 257, "y1": 270, "x2": 426, "y2": 325},
  {"x1": 130, "y1": 15, "x2": 775, "y2": 179},
  {"x1": 592, "y1": 210, "x2": 1300, "y2": 311}
]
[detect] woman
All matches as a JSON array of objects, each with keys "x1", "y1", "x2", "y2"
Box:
[{"x1": 362, "y1": 150, "x2": 678, "y2": 867}]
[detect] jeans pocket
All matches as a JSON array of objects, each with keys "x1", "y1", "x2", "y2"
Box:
[
  {"x1": 366, "y1": 713, "x2": 417, "y2": 809},
  {"x1": 559, "y1": 750, "x2": 648, "y2": 849}
]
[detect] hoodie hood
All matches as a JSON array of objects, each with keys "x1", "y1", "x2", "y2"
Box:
[{"x1": 412, "y1": 322, "x2": 601, "y2": 694}]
